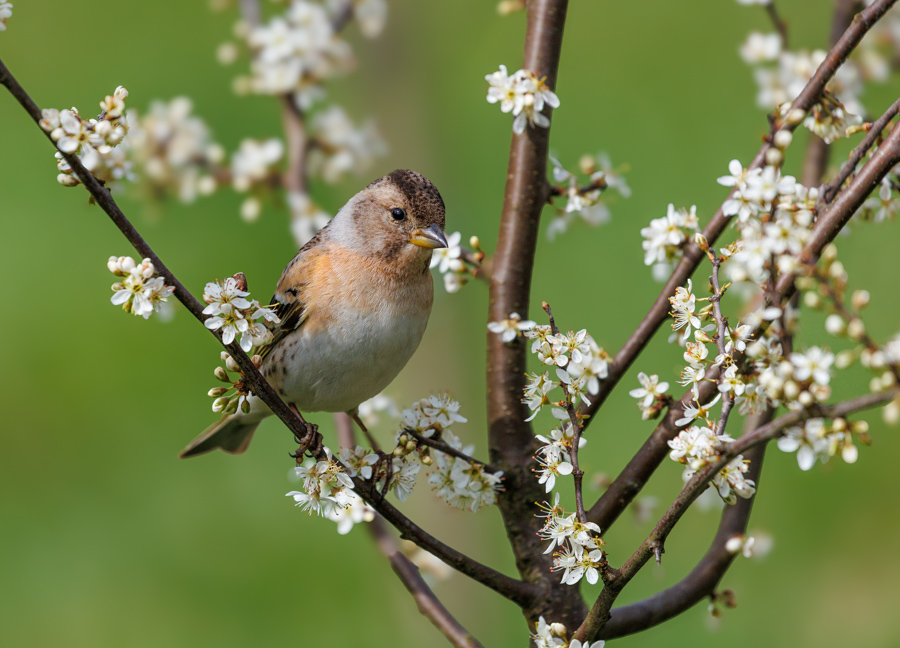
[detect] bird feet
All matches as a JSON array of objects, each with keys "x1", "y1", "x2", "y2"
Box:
[{"x1": 287, "y1": 403, "x2": 323, "y2": 463}]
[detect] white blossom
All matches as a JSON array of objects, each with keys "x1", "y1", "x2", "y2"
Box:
[
  {"x1": 108, "y1": 256, "x2": 174, "y2": 320},
  {"x1": 485, "y1": 65, "x2": 560, "y2": 134},
  {"x1": 488, "y1": 312, "x2": 536, "y2": 342}
]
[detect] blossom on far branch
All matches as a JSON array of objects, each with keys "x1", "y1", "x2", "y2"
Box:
[
  {"x1": 485, "y1": 65, "x2": 560, "y2": 135},
  {"x1": 668, "y1": 425, "x2": 757, "y2": 505},
  {"x1": 127, "y1": 97, "x2": 226, "y2": 203},
  {"x1": 308, "y1": 106, "x2": 387, "y2": 183},
  {"x1": 640, "y1": 203, "x2": 700, "y2": 282},
  {"x1": 40, "y1": 87, "x2": 133, "y2": 187},
  {"x1": 629, "y1": 372, "x2": 670, "y2": 420},
  {"x1": 107, "y1": 255, "x2": 174, "y2": 320},
  {"x1": 231, "y1": 138, "x2": 284, "y2": 221},
  {"x1": 776, "y1": 417, "x2": 868, "y2": 470},
  {"x1": 545, "y1": 154, "x2": 629, "y2": 240}
]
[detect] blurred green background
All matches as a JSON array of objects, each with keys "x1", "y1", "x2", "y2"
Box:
[{"x1": 2, "y1": 1, "x2": 899, "y2": 646}]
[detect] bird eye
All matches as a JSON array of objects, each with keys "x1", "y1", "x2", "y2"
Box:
[{"x1": 390, "y1": 207, "x2": 406, "y2": 221}]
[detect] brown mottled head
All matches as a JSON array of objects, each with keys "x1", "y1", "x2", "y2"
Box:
[{"x1": 329, "y1": 169, "x2": 448, "y2": 267}]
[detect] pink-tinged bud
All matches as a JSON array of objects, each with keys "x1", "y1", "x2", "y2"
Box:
[
  {"x1": 851, "y1": 290, "x2": 870, "y2": 310},
  {"x1": 773, "y1": 129, "x2": 793, "y2": 149},
  {"x1": 252, "y1": 354, "x2": 262, "y2": 367}
]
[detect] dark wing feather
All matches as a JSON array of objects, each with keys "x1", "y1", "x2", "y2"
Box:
[{"x1": 256, "y1": 227, "x2": 329, "y2": 360}]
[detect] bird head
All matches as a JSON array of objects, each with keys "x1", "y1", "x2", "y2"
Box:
[{"x1": 332, "y1": 169, "x2": 448, "y2": 264}]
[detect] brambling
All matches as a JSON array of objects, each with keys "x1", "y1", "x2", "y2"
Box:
[{"x1": 180, "y1": 169, "x2": 448, "y2": 458}]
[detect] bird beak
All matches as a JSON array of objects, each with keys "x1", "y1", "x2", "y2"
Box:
[{"x1": 409, "y1": 224, "x2": 449, "y2": 249}]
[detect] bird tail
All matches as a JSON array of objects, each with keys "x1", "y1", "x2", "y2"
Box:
[{"x1": 179, "y1": 415, "x2": 261, "y2": 459}]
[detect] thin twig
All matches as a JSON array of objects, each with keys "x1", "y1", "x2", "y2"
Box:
[
  {"x1": 0, "y1": 56, "x2": 537, "y2": 608},
  {"x1": 405, "y1": 430, "x2": 500, "y2": 474},
  {"x1": 765, "y1": 1, "x2": 790, "y2": 50},
  {"x1": 709, "y1": 259, "x2": 736, "y2": 437}
]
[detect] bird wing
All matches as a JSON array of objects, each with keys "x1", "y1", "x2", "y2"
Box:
[{"x1": 256, "y1": 228, "x2": 328, "y2": 360}]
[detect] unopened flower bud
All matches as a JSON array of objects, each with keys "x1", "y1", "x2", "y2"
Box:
[
  {"x1": 725, "y1": 535, "x2": 744, "y2": 554},
  {"x1": 549, "y1": 623, "x2": 567, "y2": 637},
  {"x1": 421, "y1": 454, "x2": 433, "y2": 466},
  {"x1": 773, "y1": 129, "x2": 793, "y2": 149},
  {"x1": 208, "y1": 387, "x2": 228, "y2": 398},
  {"x1": 869, "y1": 351, "x2": 886, "y2": 369},
  {"x1": 783, "y1": 380, "x2": 800, "y2": 400},
  {"x1": 226, "y1": 355, "x2": 241, "y2": 373},
  {"x1": 835, "y1": 350, "x2": 854, "y2": 369},
  {"x1": 765, "y1": 148, "x2": 783, "y2": 166},
  {"x1": 214, "y1": 366, "x2": 230, "y2": 382},
  {"x1": 778, "y1": 360, "x2": 794, "y2": 378},
  {"x1": 870, "y1": 376, "x2": 884, "y2": 393},
  {"x1": 804, "y1": 292, "x2": 821, "y2": 309},
  {"x1": 847, "y1": 318, "x2": 866, "y2": 341},
  {"x1": 469, "y1": 235, "x2": 480, "y2": 250},
  {"x1": 241, "y1": 196, "x2": 262, "y2": 223},
  {"x1": 224, "y1": 399, "x2": 239, "y2": 414},
  {"x1": 212, "y1": 397, "x2": 229, "y2": 412},
  {"x1": 825, "y1": 314, "x2": 845, "y2": 335},
  {"x1": 852, "y1": 420, "x2": 869, "y2": 434},
  {"x1": 810, "y1": 383, "x2": 830, "y2": 402},
  {"x1": 798, "y1": 391, "x2": 814, "y2": 406},
  {"x1": 398, "y1": 434, "x2": 408, "y2": 445},
  {"x1": 405, "y1": 440, "x2": 417, "y2": 452},
  {"x1": 393, "y1": 446, "x2": 405, "y2": 457},
  {"x1": 221, "y1": 351, "x2": 230, "y2": 362},
  {"x1": 695, "y1": 232, "x2": 709, "y2": 252},
  {"x1": 883, "y1": 399, "x2": 900, "y2": 424},
  {"x1": 851, "y1": 290, "x2": 870, "y2": 310},
  {"x1": 832, "y1": 417, "x2": 847, "y2": 432},
  {"x1": 829, "y1": 260, "x2": 846, "y2": 281},
  {"x1": 57, "y1": 173, "x2": 80, "y2": 187},
  {"x1": 786, "y1": 108, "x2": 806, "y2": 125},
  {"x1": 241, "y1": 398, "x2": 251, "y2": 414},
  {"x1": 881, "y1": 370, "x2": 895, "y2": 386},
  {"x1": 252, "y1": 354, "x2": 262, "y2": 367},
  {"x1": 496, "y1": 0, "x2": 525, "y2": 15},
  {"x1": 822, "y1": 243, "x2": 838, "y2": 262}
]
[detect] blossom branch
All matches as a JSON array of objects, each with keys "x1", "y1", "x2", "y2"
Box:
[
  {"x1": 486, "y1": 0, "x2": 587, "y2": 628},
  {"x1": 576, "y1": 0, "x2": 898, "y2": 432},
  {"x1": 822, "y1": 96, "x2": 900, "y2": 203},
  {"x1": 0, "y1": 57, "x2": 536, "y2": 609},
  {"x1": 765, "y1": 1, "x2": 790, "y2": 50},
  {"x1": 541, "y1": 301, "x2": 588, "y2": 523},
  {"x1": 404, "y1": 430, "x2": 499, "y2": 474},
  {"x1": 576, "y1": 387, "x2": 898, "y2": 643}
]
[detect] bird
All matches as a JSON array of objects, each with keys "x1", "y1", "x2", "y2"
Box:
[{"x1": 179, "y1": 169, "x2": 448, "y2": 458}]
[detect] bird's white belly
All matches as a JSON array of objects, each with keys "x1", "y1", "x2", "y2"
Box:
[{"x1": 263, "y1": 304, "x2": 429, "y2": 413}]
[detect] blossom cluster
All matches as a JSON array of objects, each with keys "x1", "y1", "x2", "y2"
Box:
[
  {"x1": 531, "y1": 616, "x2": 605, "y2": 648},
  {"x1": 538, "y1": 495, "x2": 606, "y2": 586},
  {"x1": 202, "y1": 276, "x2": 281, "y2": 352},
  {"x1": 485, "y1": 65, "x2": 560, "y2": 135},
  {"x1": 640, "y1": 204, "x2": 700, "y2": 281},
  {"x1": 429, "y1": 232, "x2": 484, "y2": 293},
  {"x1": 40, "y1": 87, "x2": 133, "y2": 187},
  {"x1": 394, "y1": 395, "x2": 504, "y2": 511},
  {"x1": 236, "y1": 0, "x2": 355, "y2": 107},
  {"x1": 546, "y1": 154, "x2": 630, "y2": 240},
  {"x1": 777, "y1": 417, "x2": 868, "y2": 471},
  {"x1": 107, "y1": 255, "x2": 174, "y2": 320},
  {"x1": 231, "y1": 138, "x2": 285, "y2": 222},
  {"x1": 308, "y1": 106, "x2": 387, "y2": 183},
  {"x1": 287, "y1": 447, "x2": 357, "y2": 516},
  {"x1": 127, "y1": 97, "x2": 225, "y2": 203},
  {"x1": 668, "y1": 425, "x2": 756, "y2": 505}
]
